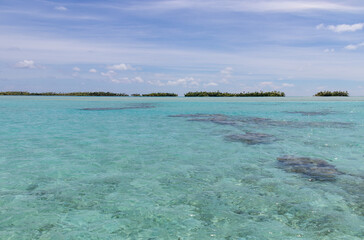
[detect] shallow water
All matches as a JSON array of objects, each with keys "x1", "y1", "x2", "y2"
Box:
[{"x1": 0, "y1": 96, "x2": 363, "y2": 239}]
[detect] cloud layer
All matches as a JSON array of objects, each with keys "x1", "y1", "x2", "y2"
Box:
[
  {"x1": 2, "y1": 0, "x2": 364, "y2": 95},
  {"x1": 345, "y1": 42, "x2": 364, "y2": 50},
  {"x1": 107, "y1": 63, "x2": 134, "y2": 71},
  {"x1": 14, "y1": 60, "x2": 38, "y2": 69},
  {"x1": 317, "y1": 23, "x2": 364, "y2": 32},
  {"x1": 127, "y1": 0, "x2": 363, "y2": 13}
]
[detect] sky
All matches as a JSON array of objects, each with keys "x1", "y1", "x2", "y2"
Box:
[{"x1": 1, "y1": 0, "x2": 364, "y2": 96}]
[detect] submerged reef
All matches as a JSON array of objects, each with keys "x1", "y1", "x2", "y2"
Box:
[
  {"x1": 277, "y1": 155, "x2": 340, "y2": 181},
  {"x1": 169, "y1": 113, "x2": 353, "y2": 129},
  {"x1": 284, "y1": 110, "x2": 336, "y2": 116},
  {"x1": 189, "y1": 116, "x2": 238, "y2": 126},
  {"x1": 81, "y1": 103, "x2": 155, "y2": 111},
  {"x1": 169, "y1": 114, "x2": 226, "y2": 118},
  {"x1": 170, "y1": 114, "x2": 237, "y2": 126},
  {"x1": 225, "y1": 133, "x2": 277, "y2": 145}
]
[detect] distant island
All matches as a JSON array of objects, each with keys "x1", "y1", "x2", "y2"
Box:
[
  {"x1": 184, "y1": 91, "x2": 285, "y2": 97},
  {"x1": 0, "y1": 91, "x2": 288, "y2": 97},
  {"x1": 0, "y1": 91, "x2": 129, "y2": 96},
  {"x1": 141, "y1": 93, "x2": 178, "y2": 97},
  {"x1": 314, "y1": 91, "x2": 349, "y2": 97},
  {"x1": 0, "y1": 91, "x2": 177, "y2": 97}
]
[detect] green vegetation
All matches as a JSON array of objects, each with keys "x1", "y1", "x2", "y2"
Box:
[
  {"x1": 0, "y1": 91, "x2": 31, "y2": 95},
  {"x1": 184, "y1": 91, "x2": 285, "y2": 97},
  {"x1": 314, "y1": 91, "x2": 349, "y2": 97},
  {"x1": 142, "y1": 93, "x2": 178, "y2": 97},
  {"x1": 0, "y1": 91, "x2": 129, "y2": 96},
  {"x1": 0, "y1": 92, "x2": 175, "y2": 97},
  {"x1": 0, "y1": 91, "x2": 285, "y2": 97}
]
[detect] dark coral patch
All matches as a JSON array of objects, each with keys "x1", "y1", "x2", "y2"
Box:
[
  {"x1": 284, "y1": 110, "x2": 336, "y2": 116},
  {"x1": 225, "y1": 133, "x2": 277, "y2": 145},
  {"x1": 277, "y1": 155, "x2": 339, "y2": 181},
  {"x1": 81, "y1": 103, "x2": 155, "y2": 111},
  {"x1": 169, "y1": 113, "x2": 353, "y2": 129},
  {"x1": 169, "y1": 114, "x2": 226, "y2": 118},
  {"x1": 189, "y1": 116, "x2": 237, "y2": 126}
]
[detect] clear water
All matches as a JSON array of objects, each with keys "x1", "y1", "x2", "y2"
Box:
[{"x1": 0, "y1": 96, "x2": 363, "y2": 240}]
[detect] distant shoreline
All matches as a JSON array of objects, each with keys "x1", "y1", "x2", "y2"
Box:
[
  {"x1": 314, "y1": 91, "x2": 349, "y2": 97},
  {"x1": 0, "y1": 91, "x2": 285, "y2": 97},
  {"x1": 0, "y1": 91, "x2": 352, "y2": 97}
]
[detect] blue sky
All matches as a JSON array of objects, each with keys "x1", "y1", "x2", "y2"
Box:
[{"x1": 1, "y1": 0, "x2": 364, "y2": 95}]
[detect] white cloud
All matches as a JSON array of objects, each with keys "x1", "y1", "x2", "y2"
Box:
[
  {"x1": 0, "y1": 9, "x2": 100, "y2": 21},
  {"x1": 345, "y1": 44, "x2": 358, "y2": 50},
  {"x1": 14, "y1": 60, "x2": 37, "y2": 69},
  {"x1": 166, "y1": 77, "x2": 199, "y2": 86},
  {"x1": 220, "y1": 78, "x2": 230, "y2": 84},
  {"x1": 220, "y1": 67, "x2": 233, "y2": 83},
  {"x1": 317, "y1": 86, "x2": 328, "y2": 90},
  {"x1": 110, "y1": 77, "x2": 129, "y2": 83},
  {"x1": 134, "y1": 76, "x2": 144, "y2": 83},
  {"x1": 127, "y1": 1, "x2": 361, "y2": 13},
  {"x1": 245, "y1": 1, "x2": 357, "y2": 12},
  {"x1": 345, "y1": 42, "x2": 364, "y2": 50},
  {"x1": 260, "y1": 81, "x2": 294, "y2": 89},
  {"x1": 147, "y1": 80, "x2": 165, "y2": 86},
  {"x1": 260, "y1": 81, "x2": 274, "y2": 86},
  {"x1": 324, "y1": 48, "x2": 335, "y2": 53},
  {"x1": 329, "y1": 23, "x2": 364, "y2": 32},
  {"x1": 204, "y1": 82, "x2": 218, "y2": 87},
  {"x1": 4, "y1": 27, "x2": 364, "y2": 84},
  {"x1": 101, "y1": 70, "x2": 143, "y2": 83},
  {"x1": 316, "y1": 23, "x2": 364, "y2": 33},
  {"x1": 101, "y1": 70, "x2": 116, "y2": 78},
  {"x1": 107, "y1": 63, "x2": 134, "y2": 71},
  {"x1": 282, "y1": 83, "x2": 294, "y2": 87},
  {"x1": 147, "y1": 77, "x2": 199, "y2": 86},
  {"x1": 220, "y1": 67, "x2": 233, "y2": 76},
  {"x1": 55, "y1": 6, "x2": 67, "y2": 11},
  {"x1": 89, "y1": 68, "x2": 97, "y2": 73},
  {"x1": 316, "y1": 23, "x2": 325, "y2": 30},
  {"x1": 73, "y1": 67, "x2": 80, "y2": 71}
]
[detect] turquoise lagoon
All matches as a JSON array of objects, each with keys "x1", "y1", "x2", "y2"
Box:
[{"x1": 0, "y1": 96, "x2": 363, "y2": 239}]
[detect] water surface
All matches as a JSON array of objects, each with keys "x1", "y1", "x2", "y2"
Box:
[{"x1": 0, "y1": 96, "x2": 363, "y2": 239}]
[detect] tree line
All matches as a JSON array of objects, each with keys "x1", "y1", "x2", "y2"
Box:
[
  {"x1": 0, "y1": 91, "x2": 177, "y2": 97},
  {"x1": 0, "y1": 91, "x2": 129, "y2": 96},
  {"x1": 0, "y1": 90, "x2": 351, "y2": 97},
  {"x1": 184, "y1": 91, "x2": 285, "y2": 97},
  {"x1": 314, "y1": 91, "x2": 349, "y2": 97}
]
